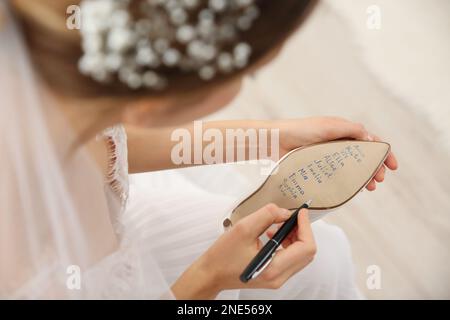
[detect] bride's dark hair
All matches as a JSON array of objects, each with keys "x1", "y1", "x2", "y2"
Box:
[{"x1": 11, "y1": 0, "x2": 317, "y2": 98}]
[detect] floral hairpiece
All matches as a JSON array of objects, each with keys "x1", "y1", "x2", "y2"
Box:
[{"x1": 78, "y1": 0, "x2": 259, "y2": 90}]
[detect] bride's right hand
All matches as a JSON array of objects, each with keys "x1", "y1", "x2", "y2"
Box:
[{"x1": 171, "y1": 204, "x2": 316, "y2": 299}]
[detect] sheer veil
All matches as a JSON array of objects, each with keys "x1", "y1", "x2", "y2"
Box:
[{"x1": 0, "y1": 1, "x2": 172, "y2": 298}]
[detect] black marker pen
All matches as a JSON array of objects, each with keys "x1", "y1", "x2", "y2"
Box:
[{"x1": 240, "y1": 200, "x2": 312, "y2": 283}]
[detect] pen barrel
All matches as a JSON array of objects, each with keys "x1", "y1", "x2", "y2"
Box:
[
  {"x1": 273, "y1": 203, "x2": 309, "y2": 243},
  {"x1": 272, "y1": 212, "x2": 299, "y2": 243},
  {"x1": 240, "y1": 240, "x2": 278, "y2": 283}
]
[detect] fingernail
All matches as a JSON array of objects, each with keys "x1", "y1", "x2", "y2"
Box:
[
  {"x1": 367, "y1": 134, "x2": 374, "y2": 141},
  {"x1": 299, "y1": 209, "x2": 309, "y2": 219},
  {"x1": 282, "y1": 209, "x2": 292, "y2": 218}
]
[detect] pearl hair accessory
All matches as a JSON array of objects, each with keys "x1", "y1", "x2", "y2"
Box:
[{"x1": 78, "y1": 0, "x2": 259, "y2": 90}]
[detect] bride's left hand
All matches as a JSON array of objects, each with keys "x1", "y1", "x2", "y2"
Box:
[{"x1": 274, "y1": 117, "x2": 398, "y2": 191}]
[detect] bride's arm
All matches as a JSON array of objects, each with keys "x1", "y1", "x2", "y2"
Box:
[
  {"x1": 126, "y1": 120, "x2": 275, "y2": 173},
  {"x1": 125, "y1": 118, "x2": 397, "y2": 188}
]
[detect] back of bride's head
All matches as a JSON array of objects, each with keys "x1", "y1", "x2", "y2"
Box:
[{"x1": 11, "y1": 0, "x2": 316, "y2": 99}]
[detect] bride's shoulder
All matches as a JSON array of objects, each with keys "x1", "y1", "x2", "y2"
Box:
[{"x1": 100, "y1": 124, "x2": 126, "y2": 140}]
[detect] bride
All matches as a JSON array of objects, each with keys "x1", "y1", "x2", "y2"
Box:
[{"x1": 0, "y1": 0, "x2": 397, "y2": 299}]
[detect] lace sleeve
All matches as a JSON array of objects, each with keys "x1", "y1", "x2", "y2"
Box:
[{"x1": 100, "y1": 125, "x2": 130, "y2": 211}]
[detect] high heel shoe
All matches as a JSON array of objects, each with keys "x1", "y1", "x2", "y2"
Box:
[{"x1": 223, "y1": 140, "x2": 390, "y2": 229}]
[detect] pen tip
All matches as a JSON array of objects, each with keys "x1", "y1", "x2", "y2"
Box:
[{"x1": 305, "y1": 199, "x2": 313, "y2": 207}]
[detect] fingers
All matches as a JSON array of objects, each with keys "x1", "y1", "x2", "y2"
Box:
[
  {"x1": 366, "y1": 134, "x2": 397, "y2": 192},
  {"x1": 366, "y1": 179, "x2": 376, "y2": 191},
  {"x1": 384, "y1": 152, "x2": 398, "y2": 170},
  {"x1": 347, "y1": 122, "x2": 370, "y2": 140},
  {"x1": 321, "y1": 118, "x2": 398, "y2": 171},
  {"x1": 266, "y1": 227, "x2": 295, "y2": 248},
  {"x1": 267, "y1": 209, "x2": 313, "y2": 244},
  {"x1": 254, "y1": 209, "x2": 316, "y2": 289},
  {"x1": 370, "y1": 134, "x2": 398, "y2": 170},
  {"x1": 296, "y1": 209, "x2": 314, "y2": 243},
  {"x1": 238, "y1": 203, "x2": 291, "y2": 239},
  {"x1": 323, "y1": 118, "x2": 369, "y2": 141},
  {"x1": 366, "y1": 164, "x2": 385, "y2": 191},
  {"x1": 374, "y1": 165, "x2": 386, "y2": 182},
  {"x1": 262, "y1": 240, "x2": 316, "y2": 287},
  {"x1": 260, "y1": 211, "x2": 316, "y2": 285}
]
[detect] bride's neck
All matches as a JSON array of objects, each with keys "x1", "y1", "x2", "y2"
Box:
[
  {"x1": 48, "y1": 89, "x2": 126, "y2": 147},
  {"x1": 43, "y1": 88, "x2": 127, "y2": 177}
]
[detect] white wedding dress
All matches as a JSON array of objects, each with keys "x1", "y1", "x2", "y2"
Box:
[{"x1": 104, "y1": 125, "x2": 362, "y2": 299}]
